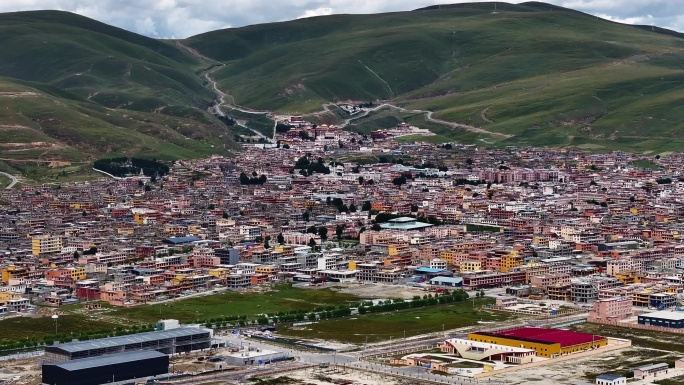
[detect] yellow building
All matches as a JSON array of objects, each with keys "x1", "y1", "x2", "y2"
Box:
[
  {"x1": 255, "y1": 265, "x2": 277, "y2": 275},
  {"x1": 1, "y1": 266, "x2": 29, "y2": 283},
  {"x1": 501, "y1": 251, "x2": 524, "y2": 272},
  {"x1": 438, "y1": 251, "x2": 454, "y2": 265},
  {"x1": 274, "y1": 245, "x2": 295, "y2": 257},
  {"x1": 209, "y1": 268, "x2": 229, "y2": 279},
  {"x1": 468, "y1": 329, "x2": 608, "y2": 358},
  {"x1": 31, "y1": 234, "x2": 62, "y2": 256},
  {"x1": 0, "y1": 291, "x2": 23, "y2": 304},
  {"x1": 68, "y1": 267, "x2": 87, "y2": 281},
  {"x1": 460, "y1": 261, "x2": 481, "y2": 272}
]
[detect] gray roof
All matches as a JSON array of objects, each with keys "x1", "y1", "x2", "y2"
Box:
[
  {"x1": 46, "y1": 328, "x2": 209, "y2": 353},
  {"x1": 46, "y1": 351, "x2": 167, "y2": 371},
  {"x1": 639, "y1": 310, "x2": 684, "y2": 321},
  {"x1": 596, "y1": 374, "x2": 625, "y2": 380},
  {"x1": 635, "y1": 363, "x2": 669, "y2": 371},
  {"x1": 429, "y1": 277, "x2": 462, "y2": 283}
]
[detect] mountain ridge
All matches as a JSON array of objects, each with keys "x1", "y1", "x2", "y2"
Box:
[{"x1": 1, "y1": 2, "x2": 684, "y2": 162}]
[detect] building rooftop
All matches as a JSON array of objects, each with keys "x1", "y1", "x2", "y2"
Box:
[
  {"x1": 491, "y1": 327, "x2": 606, "y2": 348},
  {"x1": 596, "y1": 374, "x2": 625, "y2": 381},
  {"x1": 162, "y1": 236, "x2": 201, "y2": 245},
  {"x1": 45, "y1": 350, "x2": 166, "y2": 371},
  {"x1": 45, "y1": 327, "x2": 210, "y2": 353},
  {"x1": 639, "y1": 310, "x2": 684, "y2": 321}
]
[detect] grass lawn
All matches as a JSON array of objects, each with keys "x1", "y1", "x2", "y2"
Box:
[
  {"x1": 279, "y1": 298, "x2": 509, "y2": 344},
  {"x1": 395, "y1": 134, "x2": 452, "y2": 144},
  {"x1": 446, "y1": 361, "x2": 484, "y2": 368},
  {"x1": 630, "y1": 159, "x2": 662, "y2": 170},
  {"x1": 0, "y1": 173, "x2": 9, "y2": 189},
  {"x1": 72, "y1": 285, "x2": 361, "y2": 325},
  {"x1": 0, "y1": 315, "x2": 121, "y2": 344},
  {"x1": 1, "y1": 286, "x2": 361, "y2": 343}
]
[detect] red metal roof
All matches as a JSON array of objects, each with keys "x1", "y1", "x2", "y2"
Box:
[{"x1": 493, "y1": 327, "x2": 606, "y2": 348}]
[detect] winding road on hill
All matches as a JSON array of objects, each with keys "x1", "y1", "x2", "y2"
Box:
[
  {"x1": 0, "y1": 171, "x2": 19, "y2": 189},
  {"x1": 176, "y1": 42, "x2": 510, "y2": 140}
]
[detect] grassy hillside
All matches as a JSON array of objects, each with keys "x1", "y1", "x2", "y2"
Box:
[
  {"x1": 185, "y1": 2, "x2": 684, "y2": 151},
  {"x1": 0, "y1": 11, "x2": 235, "y2": 161}
]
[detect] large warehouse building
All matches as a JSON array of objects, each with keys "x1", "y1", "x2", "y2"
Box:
[
  {"x1": 42, "y1": 351, "x2": 168, "y2": 385},
  {"x1": 468, "y1": 327, "x2": 607, "y2": 358},
  {"x1": 638, "y1": 310, "x2": 684, "y2": 329},
  {"x1": 44, "y1": 327, "x2": 212, "y2": 363}
]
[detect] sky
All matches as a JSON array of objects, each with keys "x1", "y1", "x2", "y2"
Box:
[{"x1": 0, "y1": 0, "x2": 682, "y2": 38}]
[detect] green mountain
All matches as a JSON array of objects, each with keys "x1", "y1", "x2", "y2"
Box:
[
  {"x1": 185, "y1": 2, "x2": 684, "y2": 152},
  {"x1": 3, "y1": 3, "x2": 684, "y2": 160},
  {"x1": 0, "y1": 10, "x2": 235, "y2": 163}
]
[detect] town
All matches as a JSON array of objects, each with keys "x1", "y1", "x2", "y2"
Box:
[{"x1": 3, "y1": 116, "x2": 684, "y2": 385}]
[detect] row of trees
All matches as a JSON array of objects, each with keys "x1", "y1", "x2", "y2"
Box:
[
  {"x1": 239, "y1": 172, "x2": 267, "y2": 185},
  {"x1": 358, "y1": 290, "x2": 470, "y2": 314}
]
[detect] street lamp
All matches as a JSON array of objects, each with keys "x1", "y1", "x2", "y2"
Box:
[{"x1": 52, "y1": 315, "x2": 59, "y2": 334}]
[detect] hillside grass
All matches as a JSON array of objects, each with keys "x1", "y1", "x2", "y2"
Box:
[
  {"x1": 0, "y1": 11, "x2": 236, "y2": 160},
  {"x1": 185, "y1": 3, "x2": 684, "y2": 151}
]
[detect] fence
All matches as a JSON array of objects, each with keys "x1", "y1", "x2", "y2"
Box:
[
  {"x1": 589, "y1": 317, "x2": 684, "y2": 334},
  {"x1": 336, "y1": 363, "x2": 506, "y2": 385}
]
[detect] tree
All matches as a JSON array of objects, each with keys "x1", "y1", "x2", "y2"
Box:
[
  {"x1": 371, "y1": 223, "x2": 382, "y2": 231},
  {"x1": 307, "y1": 226, "x2": 318, "y2": 234},
  {"x1": 283, "y1": 144, "x2": 290, "y2": 149},
  {"x1": 82, "y1": 210, "x2": 87, "y2": 217},
  {"x1": 222, "y1": 211, "x2": 229, "y2": 219},
  {"x1": 349, "y1": 203, "x2": 357, "y2": 213},
  {"x1": 358, "y1": 176, "x2": 364, "y2": 185},
  {"x1": 277, "y1": 233, "x2": 284, "y2": 245},
  {"x1": 239, "y1": 172, "x2": 250, "y2": 185},
  {"x1": 73, "y1": 251, "x2": 80, "y2": 260},
  {"x1": 308, "y1": 238, "x2": 317, "y2": 249},
  {"x1": 362, "y1": 201, "x2": 372, "y2": 211},
  {"x1": 318, "y1": 227, "x2": 328, "y2": 241},
  {"x1": 392, "y1": 175, "x2": 407, "y2": 186},
  {"x1": 264, "y1": 236, "x2": 271, "y2": 249},
  {"x1": 466, "y1": 158, "x2": 473, "y2": 166},
  {"x1": 336, "y1": 224, "x2": 344, "y2": 240},
  {"x1": 302, "y1": 211, "x2": 310, "y2": 222}
]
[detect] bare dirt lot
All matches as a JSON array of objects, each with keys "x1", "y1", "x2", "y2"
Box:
[
  {"x1": 487, "y1": 347, "x2": 683, "y2": 384},
  {"x1": 258, "y1": 367, "x2": 424, "y2": 385}
]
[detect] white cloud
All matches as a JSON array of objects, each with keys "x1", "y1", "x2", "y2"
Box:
[
  {"x1": 134, "y1": 16, "x2": 158, "y2": 36},
  {"x1": 298, "y1": 7, "x2": 333, "y2": 19},
  {"x1": 0, "y1": 0, "x2": 682, "y2": 38}
]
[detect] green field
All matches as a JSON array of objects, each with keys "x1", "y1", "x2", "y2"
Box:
[
  {"x1": 0, "y1": 315, "x2": 121, "y2": 344},
  {"x1": 630, "y1": 159, "x2": 662, "y2": 169},
  {"x1": 0, "y1": 286, "x2": 361, "y2": 343},
  {"x1": 61, "y1": 285, "x2": 360, "y2": 325},
  {"x1": 279, "y1": 298, "x2": 508, "y2": 343}
]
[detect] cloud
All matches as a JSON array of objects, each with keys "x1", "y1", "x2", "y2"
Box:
[
  {"x1": 0, "y1": 0, "x2": 682, "y2": 38},
  {"x1": 298, "y1": 7, "x2": 333, "y2": 19}
]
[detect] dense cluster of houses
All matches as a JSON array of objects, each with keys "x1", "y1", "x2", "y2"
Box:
[{"x1": 2, "y1": 119, "x2": 684, "y2": 315}]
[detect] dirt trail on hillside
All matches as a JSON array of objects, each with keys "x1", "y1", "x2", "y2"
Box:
[{"x1": 175, "y1": 42, "x2": 512, "y2": 140}]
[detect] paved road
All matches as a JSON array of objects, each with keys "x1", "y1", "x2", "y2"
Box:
[
  {"x1": 0, "y1": 171, "x2": 19, "y2": 189},
  {"x1": 214, "y1": 334, "x2": 501, "y2": 384}
]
